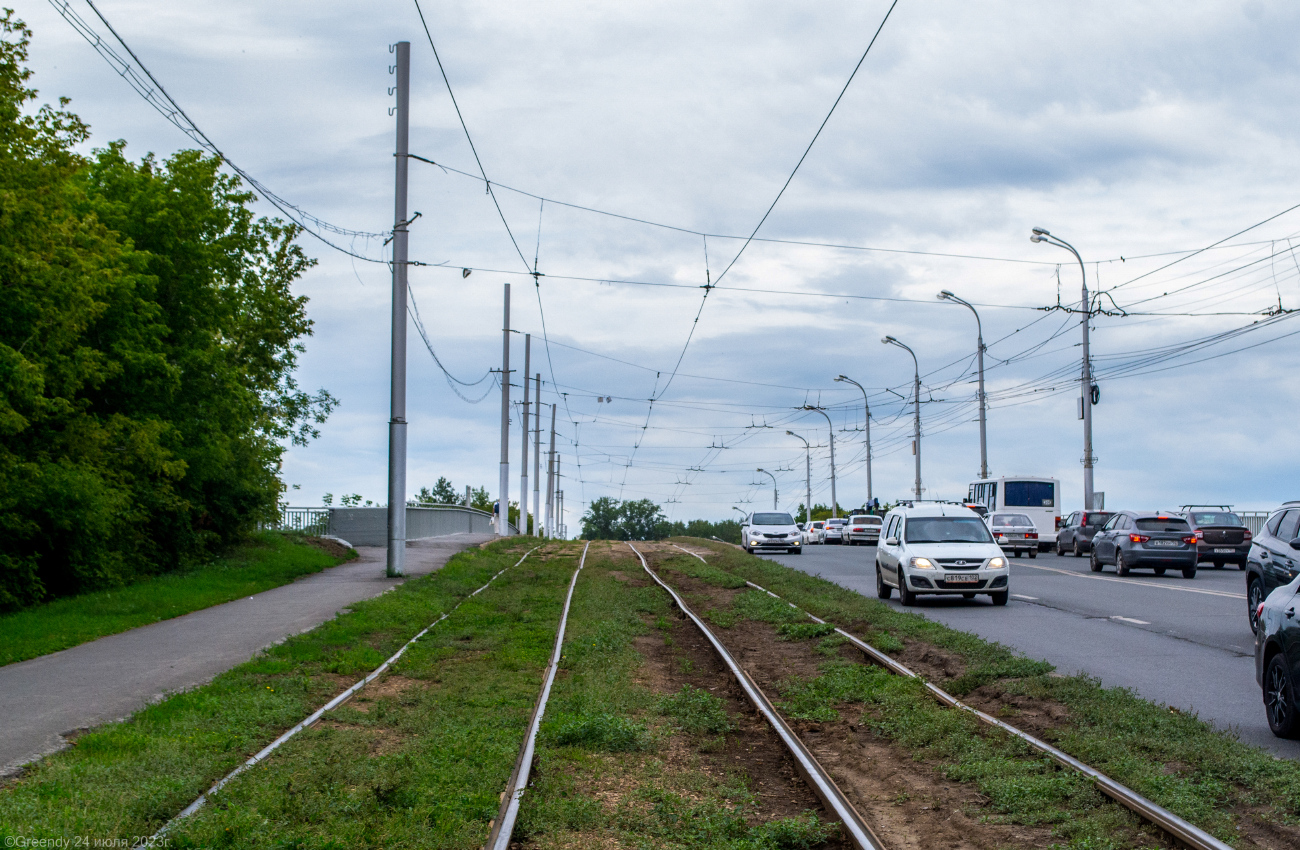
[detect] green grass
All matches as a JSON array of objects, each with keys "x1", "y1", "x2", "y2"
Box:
[
  {"x1": 520, "y1": 545, "x2": 836, "y2": 849},
  {"x1": 0, "y1": 539, "x2": 553, "y2": 847},
  {"x1": 668, "y1": 537, "x2": 1300, "y2": 846},
  {"x1": 0, "y1": 532, "x2": 355, "y2": 666}
]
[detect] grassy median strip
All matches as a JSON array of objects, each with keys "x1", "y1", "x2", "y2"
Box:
[
  {"x1": 518, "y1": 543, "x2": 839, "y2": 849},
  {"x1": 0, "y1": 532, "x2": 355, "y2": 666},
  {"x1": 0, "y1": 539, "x2": 556, "y2": 847},
  {"x1": 668, "y1": 539, "x2": 1300, "y2": 847}
]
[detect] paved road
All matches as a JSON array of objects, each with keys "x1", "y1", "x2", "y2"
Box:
[
  {"x1": 0, "y1": 534, "x2": 493, "y2": 776},
  {"x1": 761, "y1": 543, "x2": 1299, "y2": 760}
]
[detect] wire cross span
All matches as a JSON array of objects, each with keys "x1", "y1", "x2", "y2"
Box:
[{"x1": 52, "y1": 0, "x2": 390, "y2": 262}]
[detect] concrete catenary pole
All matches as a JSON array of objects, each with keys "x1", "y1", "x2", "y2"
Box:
[
  {"x1": 1032, "y1": 228, "x2": 1095, "y2": 510},
  {"x1": 497, "y1": 284, "x2": 511, "y2": 535},
  {"x1": 520, "y1": 335, "x2": 530, "y2": 535},
  {"x1": 801, "y1": 406, "x2": 837, "y2": 518},
  {"x1": 545, "y1": 404, "x2": 557, "y2": 536},
  {"x1": 532, "y1": 374, "x2": 541, "y2": 536},
  {"x1": 385, "y1": 41, "x2": 411, "y2": 578}
]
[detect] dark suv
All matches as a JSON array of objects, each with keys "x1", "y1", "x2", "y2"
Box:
[
  {"x1": 1176, "y1": 506, "x2": 1250, "y2": 570},
  {"x1": 1247, "y1": 502, "x2": 1300, "y2": 633},
  {"x1": 1055, "y1": 511, "x2": 1113, "y2": 556},
  {"x1": 1089, "y1": 511, "x2": 1197, "y2": 578}
]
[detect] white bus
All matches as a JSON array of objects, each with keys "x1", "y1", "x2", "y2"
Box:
[{"x1": 967, "y1": 477, "x2": 1061, "y2": 549}]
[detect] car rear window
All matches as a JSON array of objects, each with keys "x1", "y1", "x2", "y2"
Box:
[
  {"x1": 751, "y1": 512, "x2": 794, "y2": 526},
  {"x1": 993, "y1": 514, "x2": 1034, "y2": 526},
  {"x1": 827, "y1": 518, "x2": 847, "y2": 526},
  {"x1": 812, "y1": 522, "x2": 825, "y2": 529},
  {"x1": 1190, "y1": 512, "x2": 1242, "y2": 527},
  {"x1": 1083, "y1": 512, "x2": 1112, "y2": 527},
  {"x1": 1135, "y1": 517, "x2": 1190, "y2": 532},
  {"x1": 905, "y1": 517, "x2": 994, "y2": 544}
]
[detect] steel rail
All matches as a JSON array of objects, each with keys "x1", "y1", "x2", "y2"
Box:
[
  {"x1": 669, "y1": 536, "x2": 1233, "y2": 850},
  {"x1": 153, "y1": 545, "x2": 542, "y2": 839},
  {"x1": 484, "y1": 541, "x2": 591, "y2": 850},
  {"x1": 629, "y1": 543, "x2": 885, "y2": 850}
]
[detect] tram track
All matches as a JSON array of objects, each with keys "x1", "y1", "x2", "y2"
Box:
[{"x1": 658, "y1": 541, "x2": 1232, "y2": 850}]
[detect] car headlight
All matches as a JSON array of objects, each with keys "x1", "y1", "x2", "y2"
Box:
[
  {"x1": 910, "y1": 557, "x2": 935, "y2": 569},
  {"x1": 987, "y1": 557, "x2": 1006, "y2": 569}
]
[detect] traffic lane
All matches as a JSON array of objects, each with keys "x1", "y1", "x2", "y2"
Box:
[
  {"x1": 1007, "y1": 552, "x2": 1253, "y2": 657},
  {"x1": 764, "y1": 544, "x2": 1297, "y2": 760}
]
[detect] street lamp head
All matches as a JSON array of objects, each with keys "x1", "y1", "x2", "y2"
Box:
[
  {"x1": 834, "y1": 375, "x2": 845, "y2": 382},
  {"x1": 1030, "y1": 234, "x2": 1043, "y2": 243},
  {"x1": 938, "y1": 290, "x2": 954, "y2": 301},
  {"x1": 1032, "y1": 227, "x2": 1050, "y2": 236},
  {"x1": 881, "y1": 335, "x2": 895, "y2": 345},
  {"x1": 785, "y1": 430, "x2": 794, "y2": 436}
]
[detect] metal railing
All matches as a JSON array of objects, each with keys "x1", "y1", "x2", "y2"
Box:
[
  {"x1": 268, "y1": 506, "x2": 516, "y2": 545},
  {"x1": 270, "y1": 507, "x2": 330, "y2": 535},
  {"x1": 1238, "y1": 511, "x2": 1269, "y2": 536}
]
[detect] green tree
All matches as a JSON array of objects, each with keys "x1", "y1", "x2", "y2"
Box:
[
  {"x1": 619, "y1": 498, "x2": 667, "y2": 541},
  {"x1": 412, "y1": 476, "x2": 459, "y2": 506},
  {"x1": 581, "y1": 496, "x2": 622, "y2": 540},
  {"x1": 0, "y1": 14, "x2": 332, "y2": 610}
]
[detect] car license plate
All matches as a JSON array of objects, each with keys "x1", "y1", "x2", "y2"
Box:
[
  {"x1": 1005, "y1": 533, "x2": 1023, "y2": 539},
  {"x1": 946, "y1": 574, "x2": 979, "y2": 583},
  {"x1": 1213, "y1": 548, "x2": 1235, "y2": 554},
  {"x1": 1149, "y1": 540, "x2": 1177, "y2": 547}
]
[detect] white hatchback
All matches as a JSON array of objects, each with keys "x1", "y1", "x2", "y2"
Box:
[
  {"x1": 742, "y1": 511, "x2": 803, "y2": 555},
  {"x1": 875, "y1": 503, "x2": 1009, "y2": 606}
]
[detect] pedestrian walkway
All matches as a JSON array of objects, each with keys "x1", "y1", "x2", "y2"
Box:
[{"x1": 0, "y1": 534, "x2": 494, "y2": 775}]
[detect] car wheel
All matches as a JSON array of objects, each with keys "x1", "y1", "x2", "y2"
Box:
[
  {"x1": 1073, "y1": 538, "x2": 1084, "y2": 558},
  {"x1": 990, "y1": 590, "x2": 1009, "y2": 606},
  {"x1": 898, "y1": 577, "x2": 916, "y2": 606},
  {"x1": 1264, "y1": 654, "x2": 1300, "y2": 739},
  {"x1": 1238, "y1": 561, "x2": 1247, "y2": 571},
  {"x1": 1115, "y1": 551, "x2": 1130, "y2": 576},
  {"x1": 1182, "y1": 564, "x2": 1197, "y2": 579},
  {"x1": 791, "y1": 547, "x2": 802, "y2": 556},
  {"x1": 1056, "y1": 539, "x2": 1066, "y2": 555},
  {"x1": 876, "y1": 563, "x2": 892, "y2": 600},
  {"x1": 1089, "y1": 548, "x2": 1103, "y2": 572},
  {"x1": 1029, "y1": 548, "x2": 1038, "y2": 559},
  {"x1": 1154, "y1": 567, "x2": 1166, "y2": 576},
  {"x1": 1213, "y1": 560, "x2": 1225, "y2": 570},
  {"x1": 1249, "y1": 578, "x2": 1264, "y2": 634}
]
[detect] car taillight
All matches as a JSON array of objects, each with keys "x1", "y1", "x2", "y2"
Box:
[
  {"x1": 1245, "y1": 530, "x2": 1253, "y2": 541},
  {"x1": 1257, "y1": 602, "x2": 1266, "y2": 622},
  {"x1": 1129, "y1": 533, "x2": 1150, "y2": 543},
  {"x1": 1026, "y1": 532, "x2": 1038, "y2": 539},
  {"x1": 1195, "y1": 529, "x2": 1204, "y2": 540},
  {"x1": 1181, "y1": 535, "x2": 1196, "y2": 545}
]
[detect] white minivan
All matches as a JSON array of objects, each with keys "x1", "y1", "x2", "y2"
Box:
[
  {"x1": 742, "y1": 511, "x2": 803, "y2": 555},
  {"x1": 875, "y1": 503, "x2": 1009, "y2": 605}
]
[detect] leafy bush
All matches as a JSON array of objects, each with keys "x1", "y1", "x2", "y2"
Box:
[{"x1": 544, "y1": 713, "x2": 649, "y2": 752}]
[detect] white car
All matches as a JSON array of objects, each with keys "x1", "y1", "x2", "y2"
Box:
[
  {"x1": 988, "y1": 512, "x2": 1039, "y2": 559},
  {"x1": 742, "y1": 511, "x2": 803, "y2": 555},
  {"x1": 806, "y1": 520, "x2": 827, "y2": 544},
  {"x1": 844, "y1": 514, "x2": 883, "y2": 546},
  {"x1": 875, "y1": 503, "x2": 1009, "y2": 605},
  {"x1": 823, "y1": 517, "x2": 848, "y2": 544}
]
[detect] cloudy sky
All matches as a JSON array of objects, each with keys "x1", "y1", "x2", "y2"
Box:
[{"x1": 19, "y1": 0, "x2": 1300, "y2": 528}]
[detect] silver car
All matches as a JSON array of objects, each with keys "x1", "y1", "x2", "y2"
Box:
[
  {"x1": 823, "y1": 517, "x2": 848, "y2": 544},
  {"x1": 845, "y1": 514, "x2": 882, "y2": 546},
  {"x1": 988, "y1": 512, "x2": 1039, "y2": 559},
  {"x1": 875, "y1": 503, "x2": 1009, "y2": 605},
  {"x1": 741, "y1": 511, "x2": 803, "y2": 555}
]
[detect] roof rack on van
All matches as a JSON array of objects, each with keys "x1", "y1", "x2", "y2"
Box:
[{"x1": 1179, "y1": 504, "x2": 1233, "y2": 511}]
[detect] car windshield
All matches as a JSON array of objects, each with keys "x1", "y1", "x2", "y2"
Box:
[
  {"x1": 1083, "y1": 512, "x2": 1112, "y2": 527},
  {"x1": 1136, "y1": 517, "x2": 1190, "y2": 532},
  {"x1": 1190, "y1": 512, "x2": 1242, "y2": 527},
  {"x1": 905, "y1": 517, "x2": 994, "y2": 544},
  {"x1": 992, "y1": 514, "x2": 1034, "y2": 526},
  {"x1": 751, "y1": 512, "x2": 794, "y2": 526}
]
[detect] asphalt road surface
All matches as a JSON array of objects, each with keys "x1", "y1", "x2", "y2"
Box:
[
  {"x1": 0, "y1": 534, "x2": 493, "y2": 776},
  {"x1": 761, "y1": 543, "x2": 1298, "y2": 760}
]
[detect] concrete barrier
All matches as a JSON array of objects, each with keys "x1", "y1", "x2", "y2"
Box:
[{"x1": 325, "y1": 506, "x2": 514, "y2": 547}]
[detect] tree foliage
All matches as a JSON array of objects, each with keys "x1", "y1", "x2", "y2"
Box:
[
  {"x1": 580, "y1": 497, "x2": 668, "y2": 541},
  {"x1": 0, "y1": 14, "x2": 332, "y2": 610}
]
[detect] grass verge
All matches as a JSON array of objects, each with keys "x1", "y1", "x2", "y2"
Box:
[
  {"x1": 667, "y1": 538, "x2": 1300, "y2": 847},
  {"x1": 0, "y1": 532, "x2": 356, "y2": 666},
  {"x1": 0, "y1": 539, "x2": 555, "y2": 847}
]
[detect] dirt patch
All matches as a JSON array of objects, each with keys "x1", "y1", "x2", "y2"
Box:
[
  {"x1": 348, "y1": 674, "x2": 422, "y2": 712},
  {"x1": 316, "y1": 720, "x2": 408, "y2": 756},
  {"x1": 893, "y1": 639, "x2": 968, "y2": 682},
  {"x1": 303, "y1": 535, "x2": 354, "y2": 559},
  {"x1": 959, "y1": 682, "x2": 1072, "y2": 742}
]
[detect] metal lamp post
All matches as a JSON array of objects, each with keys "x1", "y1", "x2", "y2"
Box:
[
  {"x1": 786, "y1": 431, "x2": 811, "y2": 526},
  {"x1": 882, "y1": 336, "x2": 923, "y2": 499},
  {"x1": 756, "y1": 468, "x2": 778, "y2": 510},
  {"x1": 1031, "y1": 228, "x2": 1096, "y2": 510},
  {"x1": 936, "y1": 291, "x2": 988, "y2": 481},
  {"x1": 834, "y1": 375, "x2": 872, "y2": 504},
  {"x1": 801, "y1": 406, "x2": 837, "y2": 518}
]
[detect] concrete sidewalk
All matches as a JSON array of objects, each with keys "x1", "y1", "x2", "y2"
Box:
[{"x1": 0, "y1": 534, "x2": 494, "y2": 775}]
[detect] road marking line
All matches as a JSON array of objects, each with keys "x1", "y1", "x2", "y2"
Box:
[
  {"x1": 1011, "y1": 594, "x2": 1038, "y2": 600},
  {"x1": 1012, "y1": 561, "x2": 1246, "y2": 599},
  {"x1": 1110, "y1": 615, "x2": 1151, "y2": 625}
]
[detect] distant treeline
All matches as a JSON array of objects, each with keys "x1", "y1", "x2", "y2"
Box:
[
  {"x1": 580, "y1": 497, "x2": 741, "y2": 543},
  {"x1": 0, "y1": 15, "x2": 332, "y2": 610}
]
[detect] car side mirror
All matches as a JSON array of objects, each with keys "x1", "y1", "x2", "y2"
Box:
[
  {"x1": 1289, "y1": 538, "x2": 1300, "y2": 551},
  {"x1": 885, "y1": 537, "x2": 899, "y2": 546}
]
